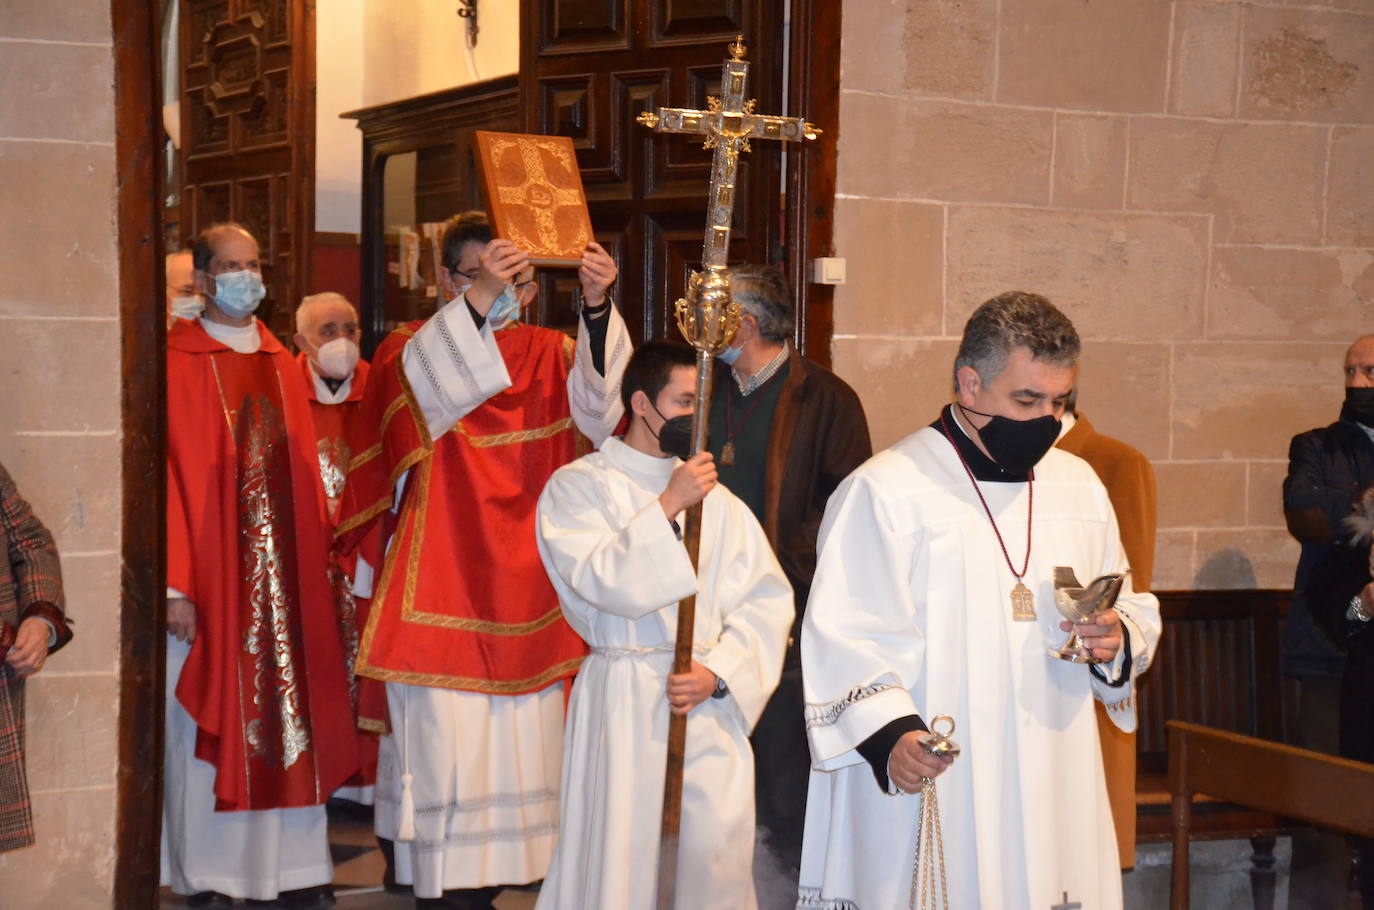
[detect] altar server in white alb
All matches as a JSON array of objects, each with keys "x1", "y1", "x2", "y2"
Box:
[
  {"x1": 534, "y1": 341, "x2": 794, "y2": 910},
  {"x1": 798, "y1": 291, "x2": 1161, "y2": 910}
]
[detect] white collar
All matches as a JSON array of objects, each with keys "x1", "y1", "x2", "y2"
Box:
[
  {"x1": 1057, "y1": 411, "x2": 1077, "y2": 440},
  {"x1": 199, "y1": 316, "x2": 260, "y2": 354},
  {"x1": 308, "y1": 361, "x2": 353, "y2": 405},
  {"x1": 732, "y1": 341, "x2": 790, "y2": 396},
  {"x1": 600, "y1": 436, "x2": 678, "y2": 486}
]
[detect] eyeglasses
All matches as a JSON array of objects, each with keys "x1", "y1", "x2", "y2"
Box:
[{"x1": 451, "y1": 269, "x2": 536, "y2": 288}]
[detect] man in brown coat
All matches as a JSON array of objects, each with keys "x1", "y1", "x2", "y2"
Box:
[
  {"x1": 704, "y1": 264, "x2": 872, "y2": 891},
  {"x1": 1056, "y1": 394, "x2": 1157, "y2": 869},
  {"x1": 0, "y1": 460, "x2": 72, "y2": 853}
]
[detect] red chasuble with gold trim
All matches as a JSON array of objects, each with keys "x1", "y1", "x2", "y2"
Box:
[
  {"x1": 167, "y1": 319, "x2": 359, "y2": 811},
  {"x1": 337, "y1": 320, "x2": 588, "y2": 694},
  {"x1": 295, "y1": 352, "x2": 382, "y2": 780},
  {"x1": 298, "y1": 353, "x2": 371, "y2": 523}
]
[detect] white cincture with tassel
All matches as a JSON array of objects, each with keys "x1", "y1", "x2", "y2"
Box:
[{"x1": 396, "y1": 684, "x2": 417, "y2": 842}]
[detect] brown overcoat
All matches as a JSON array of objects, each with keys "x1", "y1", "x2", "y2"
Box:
[
  {"x1": 0, "y1": 460, "x2": 71, "y2": 853},
  {"x1": 716, "y1": 346, "x2": 873, "y2": 659},
  {"x1": 715, "y1": 347, "x2": 872, "y2": 870},
  {"x1": 1057, "y1": 412, "x2": 1157, "y2": 869}
]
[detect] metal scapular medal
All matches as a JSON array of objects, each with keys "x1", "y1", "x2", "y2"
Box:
[
  {"x1": 1010, "y1": 579, "x2": 1036, "y2": 621},
  {"x1": 910, "y1": 714, "x2": 960, "y2": 910}
]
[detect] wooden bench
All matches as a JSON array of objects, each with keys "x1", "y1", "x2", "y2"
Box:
[
  {"x1": 1167, "y1": 721, "x2": 1374, "y2": 909},
  {"x1": 1133, "y1": 590, "x2": 1296, "y2": 901}
]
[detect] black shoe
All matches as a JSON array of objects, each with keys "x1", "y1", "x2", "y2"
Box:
[
  {"x1": 187, "y1": 894, "x2": 234, "y2": 909},
  {"x1": 416, "y1": 887, "x2": 501, "y2": 910},
  {"x1": 278, "y1": 886, "x2": 336, "y2": 910},
  {"x1": 378, "y1": 836, "x2": 411, "y2": 894}
]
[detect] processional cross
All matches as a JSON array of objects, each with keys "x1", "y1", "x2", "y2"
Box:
[{"x1": 636, "y1": 35, "x2": 820, "y2": 910}]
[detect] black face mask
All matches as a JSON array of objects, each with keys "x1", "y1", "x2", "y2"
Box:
[
  {"x1": 647, "y1": 402, "x2": 695, "y2": 460},
  {"x1": 959, "y1": 403, "x2": 1061, "y2": 475},
  {"x1": 1344, "y1": 387, "x2": 1374, "y2": 427}
]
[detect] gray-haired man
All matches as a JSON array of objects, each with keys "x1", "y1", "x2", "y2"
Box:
[
  {"x1": 797, "y1": 291, "x2": 1161, "y2": 909},
  {"x1": 702, "y1": 265, "x2": 871, "y2": 889}
]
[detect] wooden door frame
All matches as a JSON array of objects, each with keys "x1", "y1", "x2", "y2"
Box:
[
  {"x1": 103, "y1": 2, "x2": 844, "y2": 904},
  {"x1": 785, "y1": 0, "x2": 842, "y2": 366},
  {"x1": 112, "y1": 1, "x2": 166, "y2": 908}
]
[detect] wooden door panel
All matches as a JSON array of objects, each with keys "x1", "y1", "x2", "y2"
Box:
[
  {"x1": 649, "y1": 0, "x2": 747, "y2": 45},
  {"x1": 537, "y1": 74, "x2": 624, "y2": 185},
  {"x1": 239, "y1": 68, "x2": 291, "y2": 148},
  {"x1": 191, "y1": 181, "x2": 232, "y2": 228},
  {"x1": 186, "y1": 1, "x2": 229, "y2": 64},
  {"x1": 180, "y1": 0, "x2": 313, "y2": 340},
  {"x1": 543, "y1": 0, "x2": 630, "y2": 52},
  {"x1": 235, "y1": 175, "x2": 275, "y2": 247},
  {"x1": 523, "y1": 0, "x2": 786, "y2": 345},
  {"x1": 533, "y1": 224, "x2": 631, "y2": 332}
]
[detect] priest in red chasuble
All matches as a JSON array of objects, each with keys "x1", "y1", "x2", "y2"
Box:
[
  {"x1": 163, "y1": 223, "x2": 359, "y2": 910},
  {"x1": 292, "y1": 291, "x2": 383, "y2": 821},
  {"x1": 336, "y1": 211, "x2": 629, "y2": 909},
  {"x1": 294, "y1": 291, "x2": 371, "y2": 523}
]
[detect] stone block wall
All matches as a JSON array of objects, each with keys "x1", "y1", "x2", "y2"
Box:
[
  {"x1": 0, "y1": 1, "x2": 121, "y2": 905},
  {"x1": 834, "y1": 0, "x2": 1374, "y2": 589}
]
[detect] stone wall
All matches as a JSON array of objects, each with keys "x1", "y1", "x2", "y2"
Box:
[
  {"x1": 0, "y1": 2, "x2": 121, "y2": 905},
  {"x1": 834, "y1": 0, "x2": 1374, "y2": 589}
]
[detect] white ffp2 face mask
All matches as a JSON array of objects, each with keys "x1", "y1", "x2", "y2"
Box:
[
  {"x1": 169, "y1": 294, "x2": 204, "y2": 321},
  {"x1": 310, "y1": 337, "x2": 361, "y2": 380}
]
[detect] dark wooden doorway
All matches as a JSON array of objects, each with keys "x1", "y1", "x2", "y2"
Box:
[
  {"x1": 114, "y1": 0, "x2": 167, "y2": 906},
  {"x1": 178, "y1": 0, "x2": 316, "y2": 338},
  {"x1": 519, "y1": 0, "x2": 841, "y2": 362},
  {"x1": 113, "y1": 3, "x2": 843, "y2": 906}
]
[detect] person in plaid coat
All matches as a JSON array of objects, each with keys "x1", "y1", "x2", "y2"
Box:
[{"x1": 0, "y1": 459, "x2": 72, "y2": 853}]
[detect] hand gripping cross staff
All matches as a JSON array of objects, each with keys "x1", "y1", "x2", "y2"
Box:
[{"x1": 637, "y1": 35, "x2": 819, "y2": 910}]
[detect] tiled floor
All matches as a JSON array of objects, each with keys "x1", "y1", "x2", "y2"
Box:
[
  {"x1": 159, "y1": 802, "x2": 538, "y2": 909},
  {"x1": 162, "y1": 805, "x2": 1362, "y2": 909},
  {"x1": 325, "y1": 804, "x2": 537, "y2": 908}
]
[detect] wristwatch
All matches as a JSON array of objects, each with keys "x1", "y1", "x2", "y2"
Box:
[
  {"x1": 710, "y1": 675, "x2": 729, "y2": 699},
  {"x1": 1348, "y1": 594, "x2": 1372, "y2": 623}
]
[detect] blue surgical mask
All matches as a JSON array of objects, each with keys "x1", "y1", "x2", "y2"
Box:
[
  {"x1": 717, "y1": 343, "x2": 743, "y2": 366},
  {"x1": 212, "y1": 269, "x2": 266, "y2": 319},
  {"x1": 487, "y1": 283, "x2": 521, "y2": 327}
]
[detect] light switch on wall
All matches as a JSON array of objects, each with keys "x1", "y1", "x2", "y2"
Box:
[{"x1": 812, "y1": 257, "x2": 846, "y2": 285}]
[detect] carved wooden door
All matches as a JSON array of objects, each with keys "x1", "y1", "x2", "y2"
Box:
[
  {"x1": 179, "y1": 0, "x2": 314, "y2": 338},
  {"x1": 519, "y1": 0, "x2": 788, "y2": 345}
]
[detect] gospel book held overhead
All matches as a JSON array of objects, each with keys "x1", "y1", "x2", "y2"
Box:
[{"x1": 473, "y1": 130, "x2": 593, "y2": 267}]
